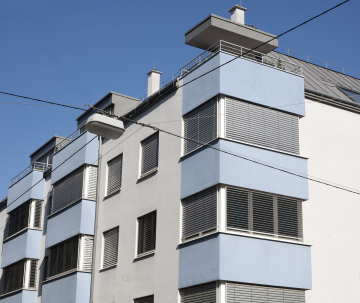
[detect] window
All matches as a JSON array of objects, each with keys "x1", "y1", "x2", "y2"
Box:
[
  {"x1": 183, "y1": 98, "x2": 218, "y2": 155},
  {"x1": 340, "y1": 87, "x2": 360, "y2": 103},
  {"x1": 1, "y1": 259, "x2": 38, "y2": 294},
  {"x1": 134, "y1": 295, "x2": 154, "y2": 303},
  {"x1": 227, "y1": 186, "x2": 303, "y2": 240},
  {"x1": 51, "y1": 165, "x2": 98, "y2": 214},
  {"x1": 137, "y1": 211, "x2": 157, "y2": 256},
  {"x1": 0, "y1": 197, "x2": 7, "y2": 212},
  {"x1": 107, "y1": 155, "x2": 123, "y2": 196},
  {"x1": 225, "y1": 97, "x2": 300, "y2": 154},
  {"x1": 180, "y1": 282, "x2": 217, "y2": 303},
  {"x1": 140, "y1": 133, "x2": 159, "y2": 178},
  {"x1": 226, "y1": 282, "x2": 305, "y2": 303},
  {"x1": 6, "y1": 200, "x2": 42, "y2": 238},
  {"x1": 182, "y1": 186, "x2": 218, "y2": 241},
  {"x1": 103, "y1": 227, "x2": 119, "y2": 268},
  {"x1": 46, "y1": 235, "x2": 93, "y2": 280}
]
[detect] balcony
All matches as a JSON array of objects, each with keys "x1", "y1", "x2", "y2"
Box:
[
  {"x1": 0, "y1": 290, "x2": 37, "y2": 303},
  {"x1": 10, "y1": 162, "x2": 50, "y2": 187},
  {"x1": 51, "y1": 131, "x2": 98, "y2": 184}
]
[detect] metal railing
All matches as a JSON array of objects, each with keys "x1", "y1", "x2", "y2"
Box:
[
  {"x1": 54, "y1": 128, "x2": 86, "y2": 154},
  {"x1": 180, "y1": 40, "x2": 302, "y2": 77},
  {"x1": 10, "y1": 162, "x2": 51, "y2": 186},
  {"x1": 277, "y1": 46, "x2": 360, "y2": 78}
]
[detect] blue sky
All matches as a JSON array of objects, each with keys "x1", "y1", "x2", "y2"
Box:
[{"x1": 0, "y1": 0, "x2": 358, "y2": 198}]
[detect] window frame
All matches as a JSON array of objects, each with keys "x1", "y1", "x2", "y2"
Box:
[
  {"x1": 101, "y1": 226, "x2": 119, "y2": 270},
  {"x1": 136, "y1": 211, "x2": 157, "y2": 258},
  {"x1": 106, "y1": 154, "x2": 123, "y2": 197},
  {"x1": 139, "y1": 132, "x2": 159, "y2": 179}
]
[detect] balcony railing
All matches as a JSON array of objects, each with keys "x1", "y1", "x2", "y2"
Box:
[
  {"x1": 54, "y1": 128, "x2": 86, "y2": 154},
  {"x1": 10, "y1": 162, "x2": 51, "y2": 186},
  {"x1": 180, "y1": 40, "x2": 302, "y2": 77}
]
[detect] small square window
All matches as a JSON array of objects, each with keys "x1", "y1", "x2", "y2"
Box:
[
  {"x1": 340, "y1": 87, "x2": 360, "y2": 103},
  {"x1": 137, "y1": 211, "x2": 157, "y2": 256}
]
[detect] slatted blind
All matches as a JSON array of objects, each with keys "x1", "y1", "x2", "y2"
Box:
[
  {"x1": 103, "y1": 227, "x2": 119, "y2": 268},
  {"x1": 52, "y1": 166, "x2": 84, "y2": 214},
  {"x1": 1, "y1": 260, "x2": 25, "y2": 294},
  {"x1": 28, "y1": 260, "x2": 37, "y2": 289},
  {"x1": 33, "y1": 200, "x2": 42, "y2": 228},
  {"x1": 227, "y1": 187, "x2": 303, "y2": 240},
  {"x1": 182, "y1": 186, "x2": 218, "y2": 240},
  {"x1": 87, "y1": 166, "x2": 98, "y2": 201},
  {"x1": 180, "y1": 282, "x2": 217, "y2": 303},
  {"x1": 183, "y1": 98, "x2": 218, "y2": 155},
  {"x1": 225, "y1": 97, "x2": 300, "y2": 154},
  {"x1": 83, "y1": 236, "x2": 94, "y2": 271},
  {"x1": 7, "y1": 200, "x2": 30, "y2": 238},
  {"x1": 47, "y1": 236, "x2": 79, "y2": 278},
  {"x1": 134, "y1": 295, "x2": 154, "y2": 303},
  {"x1": 226, "y1": 283, "x2": 305, "y2": 303},
  {"x1": 141, "y1": 133, "x2": 159, "y2": 177},
  {"x1": 137, "y1": 211, "x2": 157, "y2": 255},
  {"x1": 107, "y1": 155, "x2": 122, "y2": 195}
]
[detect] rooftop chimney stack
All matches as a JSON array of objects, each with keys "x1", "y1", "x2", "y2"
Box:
[
  {"x1": 147, "y1": 69, "x2": 162, "y2": 97},
  {"x1": 228, "y1": 5, "x2": 247, "y2": 24}
]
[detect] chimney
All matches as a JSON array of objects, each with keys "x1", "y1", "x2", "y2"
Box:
[
  {"x1": 228, "y1": 5, "x2": 247, "y2": 24},
  {"x1": 146, "y1": 69, "x2": 162, "y2": 97}
]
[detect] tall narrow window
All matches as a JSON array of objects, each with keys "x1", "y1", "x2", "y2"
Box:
[
  {"x1": 107, "y1": 155, "x2": 123, "y2": 195},
  {"x1": 226, "y1": 186, "x2": 303, "y2": 241},
  {"x1": 137, "y1": 211, "x2": 157, "y2": 256},
  {"x1": 182, "y1": 186, "x2": 218, "y2": 241},
  {"x1": 140, "y1": 133, "x2": 159, "y2": 178},
  {"x1": 180, "y1": 282, "x2": 217, "y2": 303},
  {"x1": 134, "y1": 295, "x2": 154, "y2": 303},
  {"x1": 103, "y1": 227, "x2": 119, "y2": 268},
  {"x1": 183, "y1": 98, "x2": 218, "y2": 155}
]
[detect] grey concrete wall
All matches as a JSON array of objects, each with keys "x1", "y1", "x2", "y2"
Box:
[
  {"x1": 1, "y1": 229, "x2": 42, "y2": 268},
  {"x1": 179, "y1": 233, "x2": 312, "y2": 290},
  {"x1": 301, "y1": 100, "x2": 360, "y2": 302},
  {"x1": 51, "y1": 132, "x2": 98, "y2": 184},
  {"x1": 181, "y1": 139, "x2": 308, "y2": 200},
  {"x1": 92, "y1": 86, "x2": 183, "y2": 302},
  {"x1": 182, "y1": 52, "x2": 305, "y2": 116},
  {"x1": 7, "y1": 171, "x2": 45, "y2": 212},
  {"x1": 46, "y1": 200, "x2": 95, "y2": 248}
]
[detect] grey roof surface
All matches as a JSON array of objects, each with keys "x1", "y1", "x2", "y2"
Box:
[{"x1": 270, "y1": 51, "x2": 360, "y2": 102}]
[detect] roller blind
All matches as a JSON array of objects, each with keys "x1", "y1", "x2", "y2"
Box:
[
  {"x1": 28, "y1": 260, "x2": 37, "y2": 289},
  {"x1": 180, "y1": 282, "x2": 217, "y2": 303},
  {"x1": 107, "y1": 155, "x2": 122, "y2": 195},
  {"x1": 87, "y1": 166, "x2": 98, "y2": 201},
  {"x1": 1, "y1": 260, "x2": 25, "y2": 294},
  {"x1": 103, "y1": 227, "x2": 119, "y2": 268},
  {"x1": 33, "y1": 200, "x2": 42, "y2": 228},
  {"x1": 83, "y1": 236, "x2": 94, "y2": 272},
  {"x1": 137, "y1": 211, "x2": 157, "y2": 255},
  {"x1": 227, "y1": 186, "x2": 303, "y2": 240},
  {"x1": 52, "y1": 167, "x2": 84, "y2": 214},
  {"x1": 47, "y1": 236, "x2": 79, "y2": 278},
  {"x1": 226, "y1": 283, "x2": 305, "y2": 303},
  {"x1": 183, "y1": 98, "x2": 218, "y2": 155},
  {"x1": 225, "y1": 97, "x2": 299, "y2": 154},
  {"x1": 134, "y1": 295, "x2": 154, "y2": 303},
  {"x1": 182, "y1": 186, "x2": 218, "y2": 240},
  {"x1": 141, "y1": 133, "x2": 159, "y2": 177},
  {"x1": 7, "y1": 200, "x2": 30, "y2": 238}
]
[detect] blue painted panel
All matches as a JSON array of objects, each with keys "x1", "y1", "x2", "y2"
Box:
[
  {"x1": 181, "y1": 139, "x2": 308, "y2": 200},
  {"x1": 182, "y1": 55, "x2": 221, "y2": 115},
  {"x1": 219, "y1": 234, "x2": 312, "y2": 290},
  {"x1": 182, "y1": 53, "x2": 305, "y2": 116},
  {"x1": 178, "y1": 234, "x2": 220, "y2": 288},
  {"x1": 178, "y1": 234, "x2": 312, "y2": 289},
  {"x1": 42, "y1": 272, "x2": 91, "y2": 303},
  {"x1": 1, "y1": 229, "x2": 42, "y2": 268},
  {"x1": 46, "y1": 200, "x2": 95, "y2": 248},
  {"x1": 7, "y1": 171, "x2": 45, "y2": 213},
  {"x1": 219, "y1": 53, "x2": 305, "y2": 116},
  {"x1": 0, "y1": 290, "x2": 37, "y2": 303},
  {"x1": 51, "y1": 132, "x2": 98, "y2": 184}
]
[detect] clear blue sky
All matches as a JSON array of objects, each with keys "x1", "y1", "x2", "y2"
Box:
[{"x1": 0, "y1": 0, "x2": 358, "y2": 198}]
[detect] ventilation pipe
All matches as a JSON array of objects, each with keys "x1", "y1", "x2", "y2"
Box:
[
  {"x1": 228, "y1": 5, "x2": 247, "y2": 24},
  {"x1": 147, "y1": 69, "x2": 162, "y2": 97}
]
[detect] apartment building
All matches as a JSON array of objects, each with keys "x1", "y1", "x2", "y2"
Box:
[{"x1": 1, "y1": 5, "x2": 360, "y2": 303}]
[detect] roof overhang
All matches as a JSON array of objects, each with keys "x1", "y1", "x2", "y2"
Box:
[{"x1": 185, "y1": 14, "x2": 278, "y2": 54}]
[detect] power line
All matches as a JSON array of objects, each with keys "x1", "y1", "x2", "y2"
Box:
[{"x1": 0, "y1": 102, "x2": 88, "y2": 106}]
